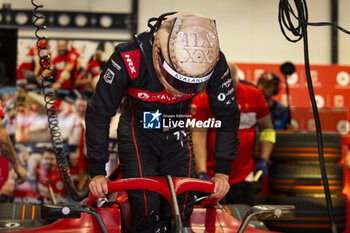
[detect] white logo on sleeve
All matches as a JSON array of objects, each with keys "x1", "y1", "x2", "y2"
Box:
[
  {"x1": 217, "y1": 93, "x2": 226, "y2": 101},
  {"x1": 103, "y1": 68, "x2": 115, "y2": 84},
  {"x1": 124, "y1": 54, "x2": 136, "y2": 73},
  {"x1": 111, "y1": 59, "x2": 122, "y2": 71}
]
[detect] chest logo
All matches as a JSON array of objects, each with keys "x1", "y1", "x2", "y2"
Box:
[{"x1": 138, "y1": 93, "x2": 150, "y2": 99}]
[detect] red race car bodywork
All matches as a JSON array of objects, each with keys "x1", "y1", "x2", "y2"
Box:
[{"x1": 2, "y1": 176, "x2": 278, "y2": 233}]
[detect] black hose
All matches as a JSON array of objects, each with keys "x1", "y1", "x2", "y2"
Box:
[
  {"x1": 31, "y1": 0, "x2": 89, "y2": 201},
  {"x1": 166, "y1": 175, "x2": 184, "y2": 233},
  {"x1": 280, "y1": 62, "x2": 295, "y2": 119},
  {"x1": 278, "y1": 1, "x2": 350, "y2": 232}
]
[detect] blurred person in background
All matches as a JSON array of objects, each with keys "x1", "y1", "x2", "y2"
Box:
[
  {"x1": 13, "y1": 151, "x2": 41, "y2": 203},
  {"x1": 75, "y1": 129, "x2": 89, "y2": 191},
  {"x1": 0, "y1": 170, "x2": 16, "y2": 202},
  {"x1": 33, "y1": 148, "x2": 67, "y2": 203},
  {"x1": 17, "y1": 39, "x2": 50, "y2": 85},
  {"x1": 27, "y1": 104, "x2": 48, "y2": 136},
  {"x1": 15, "y1": 104, "x2": 30, "y2": 143},
  {"x1": 38, "y1": 40, "x2": 79, "y2": 90},
  {"x1": 1, "y1": 92, "x2": 16, "y2": 145},
  {"x1": 75, "y1": 50, "x2": 103, "y2": 93},
  {"x1": 67, "y1": 98, "x2": 88, "y2": 152},
  {"x1": 191, "y1": 62, "x2": 275, "y2": 205},
  {"x1": 257, "y1": 72, "x2": 293, "y2": 130}
]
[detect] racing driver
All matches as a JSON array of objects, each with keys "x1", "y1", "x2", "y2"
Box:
[{"x1": 85, "y1": 12, "x2": 240, "y2": 232}]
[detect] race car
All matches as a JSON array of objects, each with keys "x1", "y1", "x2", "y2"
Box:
[{"x1": 0, "y1": 166, "x2": 294, "y2": 233}]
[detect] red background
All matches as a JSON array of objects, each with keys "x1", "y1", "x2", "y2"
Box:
[{"x1": 236, "y1": 63, "x2": 350, "y2": 232}]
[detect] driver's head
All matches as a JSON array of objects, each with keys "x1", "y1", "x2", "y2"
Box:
[{"x1": 152, "y1": 12, "x2": 220, "y2": 97}]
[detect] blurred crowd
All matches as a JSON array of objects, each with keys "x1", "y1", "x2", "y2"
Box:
[
  {"x1": 0, "y1": 38, "x2": 123, "y2": 204},
  {"x1": 17, "y1": 39, "x2": 105, "y2": 96},
  {"x1": 0, "y1": 90, "x2": 90, "y2": 203}
]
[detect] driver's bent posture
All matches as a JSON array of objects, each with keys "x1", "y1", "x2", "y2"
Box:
[{"x1": 86, "y1": 12, "x2": 240, "y2": 233}]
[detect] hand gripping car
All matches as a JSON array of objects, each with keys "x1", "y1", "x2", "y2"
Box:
[{"x1": 0, "y1": 165, "x2": 295, "y2": 233}]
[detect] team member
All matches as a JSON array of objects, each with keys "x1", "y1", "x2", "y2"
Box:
[
  {"x1": 39, "y1": 40, "x2": 79, "y2": 90},
  {"x1": 257, "y1": 72, "x2": 292, "y2": 130},
  {"x1": 192, "y1": 62, "x2": 275, "y2": 205},
  {"x1": 86, "y1": 12, "x2": 240, "y2": 232},
  {"x1": 17, "y1": 39, "x2": 50, "y2": 82},
  {"x1": 75, "y1": 50, "x2": 103, "y2": 92},
  {"x1": 33, "y1": 148, "x2": 66, "y2": 203}
]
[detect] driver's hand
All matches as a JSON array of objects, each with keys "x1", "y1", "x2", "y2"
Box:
[
  {"x1": 89, "y1": 175, "x2": 109, "y2": 198},
  {"x1": 210, "y1": 173, "x2": 230, "y2": 200}
]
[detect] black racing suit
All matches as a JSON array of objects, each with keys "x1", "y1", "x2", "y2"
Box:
[{"x1": 85, "y1": 32, "x2": 240, "y2": 232}]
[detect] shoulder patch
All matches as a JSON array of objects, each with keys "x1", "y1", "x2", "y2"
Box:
[
  {"x1": 111, "y1": 59, "x2": 121, "y2": 71},
  {"x1": 223, "y1": 68, "x2": 230, "y2": 77},
  {"x1": 103, "y1": 68, "x2": 115, "y2": 84},
  {"x1": 120, "y1": 49, "x2": 141, "y2": 79}
]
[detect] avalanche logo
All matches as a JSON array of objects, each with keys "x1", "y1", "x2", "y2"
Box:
[{"x1": 143, "y1": 110, "x2": 161, "y2": 129}]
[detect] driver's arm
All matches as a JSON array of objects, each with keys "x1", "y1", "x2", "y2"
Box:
[
  {"x1": 86, "y1": 50, "x2": 129, "y2": 198},
  {"x1": 257, "y1": 115, "x2": 274, "y2": 161},
  {"x1": 206, "y1": 54, "x2": 240, "y2": 200},
  {"x1": 192, "y1": 128, "x2": 208, "y2": 175},
  {"x1": 190, "y1": 98, "x2": 210, "y2": 177}
]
